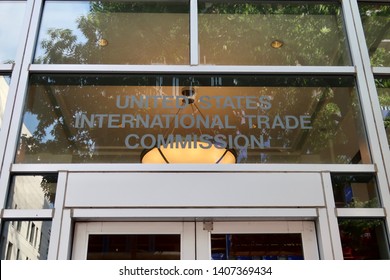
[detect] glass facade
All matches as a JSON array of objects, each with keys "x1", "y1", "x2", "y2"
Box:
[
  {"x1": 332, "y1": 173, "x2": 380, "y2": 208},
  {"x1": 6, "y1": 175, "x2": 57, "y2": 209},
  {"x1": 17, "y1": 75, "x2": 369, "y2": 164},
  {"x1": 198, "y1": 1, "x2": 350, "y2": 65},
  {"x1": 374, "y1": 77, "x2": 390, "y2": 148},
  {"x1": 359, "y1": 2, "x2": 390, "y2": 67},
  {"x1": 34, "y1": 1, "x2": 190, "y2": 64},
  {"x1": 338, "y1": 218, "x2": 390, "y2": 260},
  {"x1": 0, "y1": 221, "x2": 52, "y2": 260},
  {"x1": 0, "y1": 0, "x2": 390, "y2": 261}
]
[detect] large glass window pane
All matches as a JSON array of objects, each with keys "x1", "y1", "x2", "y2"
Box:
[
  {"x1": 0, "y1": 1, "x2": 26, "y2": 64},
  {"x1": 0, "y1": 75, "x2": 11, "y2": 129},
  {"x1": 198, "y1": 1, "x2": 350, "y2": 66},
  {"x1": 16, "y1": 75, "x2": 369, "y2": 164},
  {"x1": 375, "y1": 77, "x2": 390, "y2": 148},
  {"x1": 338, "y1": 218, "x2": 390, "y2": 260},
  {"x1": 332, "y1": 173, "x2": 380, "y2": 208},
  {"x1": 0, "y1": 221, "x2": 52, "y2": 260},
  {"x1": 87, "y1": 234, "x2": 180, "y2": 260},
  {"x1": 6, "y1": 175, "x2": 57, "y2": 209},
  {"x1": 359, "y1": 3, "x2": 390, "y2": 67},
  {"x1": 34, "y1": 0, "x2": 190, "y2": 64}
]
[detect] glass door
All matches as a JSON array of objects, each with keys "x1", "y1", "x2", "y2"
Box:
[
  {"x1": 72, "y1": 221, "x2": 318, "y2": 260},
  {"x1": 72, "y1": 222, "x2": 195, "y2": 260},
  {"x1": 196, "y1": 221, "x2": 319, "y2": 260}
]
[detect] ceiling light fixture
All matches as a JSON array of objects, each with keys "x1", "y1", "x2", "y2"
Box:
[
  {"x1": 141, "y1": 88, "x2": 237, "y2": 164},
  {"x1": 271, "y1": 39, "x2": 284, "y2": 49}
]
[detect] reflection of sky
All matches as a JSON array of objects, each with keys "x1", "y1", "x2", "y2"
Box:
[
  {"x1": 24, "y1": 112, "x2": 39, "y2": 134},
  {"x1": 0, "y1": 2, "x2": 26, "y2": 63},
  {"x1": 24, "y1": 112, "x2": 55, "y2": 142},
  {"x1": 34, "y1": 1, "x2": 91, "y2": 59}
]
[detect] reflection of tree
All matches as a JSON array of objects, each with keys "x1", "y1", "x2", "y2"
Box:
[
  {"x1": 332, "y1": 174, "x2": 380, "y2": 208},
  {"x1": 40, "y1": 174, "x2": 57, "y2": 206},
  {"x1": 18, "y1": 74, "x2": 364, "y2": 164},
  {"x1": 198, "y1": 2, "x2": 349, "y2": 65},
  {"x1": 24, "y1": 2, "x2": 367, "y2": 164},
  {"x1": 375, "y1": 78, "x2": 390, "y2": 149},
  {"x1": 38, "y1": 28, "x2": 83, "y2": 64},
  {"x1": 253, "y1": 78, "x2": 358, "y2": 164},
  {"x1": 35, "y1": 1, "x2": 189, "y2": 64},
  {"x1": 339, "y1": 218, "x2": 384, "y2": 260},
  {"x1": 360, "y1": 3, "x2": 390, "y2": 67},
  {"x1": 20, "y1": 76, "x2": 100, "y2": 162},
  {"x1": 19, "y1": 75, "x2": 166, "y2": 163},
  {"x1": 35, "y1": 1, "x2": 351, "y2": 65},
  {"x1": 306, "y1": 95, "x2": 349, "y2": 163}
]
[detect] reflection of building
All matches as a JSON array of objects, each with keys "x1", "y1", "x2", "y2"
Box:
[
  {"x1": 0, "y1": 176, "x2": 52, "y2": 260},
  {"x1": 1, "y1": 220, "x2": 51, "y2": 260},
  {"x1": 1, "y1": 0, "x2": 390, "y2": 261},
  {"x1": 1, "y1": 74, "x2": 52, "y2": 259}
]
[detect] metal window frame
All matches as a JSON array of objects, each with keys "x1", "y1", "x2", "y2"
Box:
[
  {"x1": 350, "y1": 0, "x2": 390, "y2": 240},
  {"x1": 0, "y1": 0, "x2": 35, "y2": 170}
]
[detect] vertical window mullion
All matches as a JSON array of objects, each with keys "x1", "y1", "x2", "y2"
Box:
[
  {"x1": 347, "y1": 0, "x2": 390, "y2": 245},
  {"x1": 190, "y1": 0, "x2": 199, "y2": 65},
  {"x1": 0, "y1": 0, "x2": 44, "y2": 209}
]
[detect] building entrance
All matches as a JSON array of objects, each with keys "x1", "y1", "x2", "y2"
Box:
[{"x1": 71, "y1": 221, "x2": 319, "y2": 260}]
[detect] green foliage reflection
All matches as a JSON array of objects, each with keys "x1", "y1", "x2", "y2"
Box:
[
  {"x1": 198, "y1": 1, "x2": 349, "y2": 65},
  {"x1": 360, "y1": 3, "x2": 390, "y2": 67},
  {"x1": 35, "y1": 1, "x2": 189, "y2": 64}
]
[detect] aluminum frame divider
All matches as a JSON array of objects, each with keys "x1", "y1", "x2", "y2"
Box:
[
  {"x1": 350, "y1": 0, "x2": 390, "y2": 185},
  {"x1": 0, "y1": 65, "x2": 13, "y2": 72},
  {"x1": 348, "y1": 0, "x2": 390, "y2": 241},
  {"x1": 321, "y1": 172, "x2": 344, "y2": 260},
  {"x1": 0, "y1": 0, "x2": 46, "y2": 239},
  {"x1": 0, "y1": 0, "x2": 37, "y2": 188},
  {"x1": 57, "y1": 209, "x2": 73, "y2": 260},
  {"x1": 47, "y1": 171, "x2": 68, "y2": 260},
  {"x1": 28, "y1": 64, "x2": 356, "y2": 74},
  {"x1": 10, "y1": 163, "x2": 378, "y2": 173},
  {"x1": 190, "y1": 0, "x2": 199, "y2": 65},
  {"x1": 0, "y1": 0, "x2": 30, "y2": 166},
  {"x1": 316, "y1": 208, "x2": 335, "y2": 259}
]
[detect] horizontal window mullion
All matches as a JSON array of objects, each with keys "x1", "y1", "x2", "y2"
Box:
[
  {"x1": 1, "y1": 209, "x2": 54, "y2": 219},
  {"x1": 28, "y1": 64, "x2": 356, "y2": 75},
  {"x1": 71, "y1": 208, "x2": 318, "y2": 220},
  {"x1": 372, "y1": 67, "x2": 390, "y2": 75},
  {"x1": 0, "y1": 64, "x2": 14, "y2": 72},
  {"x1": 357, "y1": 0, "x2": 390, "y2": 3},
  {"x1": 336, "y1": 208, "x2": 386, "y2": 217},
  {"x1": 10, "y1": 163, "x2": 377, "y2": 173}
]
